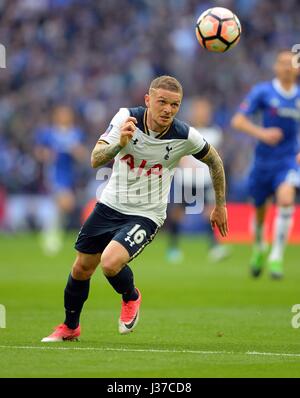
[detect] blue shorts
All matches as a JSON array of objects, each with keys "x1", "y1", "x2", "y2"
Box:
[
  {"x1": 75, "y1": 203, "x2": 159, "y2": 261},
  {"x1": 248, "y1": 162, "x2": 300, "y2": 207}
]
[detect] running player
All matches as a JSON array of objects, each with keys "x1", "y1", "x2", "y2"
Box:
[
  {"x1": 42, "y1": 76, "x2": 228, "y2": 342},
  {"x1": 231, "y1": 50, "x2": 300, "y2": 279},
  {"x1": 35, "y1": 105, "x2": 87, "y2": 254}
]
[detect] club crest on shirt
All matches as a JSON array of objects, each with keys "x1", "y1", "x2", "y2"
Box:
[{"x1": 164, "y1": 145, "x2": 173, "y2": 160}]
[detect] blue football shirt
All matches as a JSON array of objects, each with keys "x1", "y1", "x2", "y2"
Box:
[
  {"x1": 35, "y1": 125, "x2": 85, "y2": 191},
  {"x1": 238, "y1": 78, "x2": 300, "y2": 169}
]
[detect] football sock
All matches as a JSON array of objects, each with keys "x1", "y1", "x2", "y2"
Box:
[
  {"x1": 106, "y1": 265, "x2": 138, "y2": 302},
  {"x1": 269, "y1": 206, "x2": 294, "y2": 261},
  {"x1": 40, "y1": 202, "x2": 63, "y2": 255},
  {"x1": 254, "y1": 220, "x2": 265, "y2": 251},
  {"x1": 64, "y1": 273, "x2": 90, "y2": 329},
  {"x1": 169, "y1": 219, "x2": 180, "y2": 249},
  {"x1": 204, "y1": 219, "x2": 218, "y2": 247}
]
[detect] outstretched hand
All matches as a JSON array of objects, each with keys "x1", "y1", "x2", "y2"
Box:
[{"x1": 210, "y1": 206, "x2": 228, "y2": 238}]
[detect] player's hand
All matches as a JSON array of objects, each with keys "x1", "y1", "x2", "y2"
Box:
[
  {"x1": 296, "y1": 153, "x2": 300, "y2": 165},
  {"x1": 119, "y1": 117, "x2": 137, "y2": 147},
  {"x1": 210, "y1": 205, "x2": 228, "y2": 238},
  {"x1": 260, "y1": 127, "x2": 283, "y2": 146}
]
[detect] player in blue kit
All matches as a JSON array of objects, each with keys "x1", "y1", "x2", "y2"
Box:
[
  {"x1": 231, "y1": 50, "x2": 300, "y2": 279},
  {"x1": 35, "y1": 105, "x2": 87, "y2": 254}
]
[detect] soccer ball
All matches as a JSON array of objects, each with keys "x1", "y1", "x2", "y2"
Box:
[{"x1": 195, "y1": 7, "x2": 241, "y2": 53}]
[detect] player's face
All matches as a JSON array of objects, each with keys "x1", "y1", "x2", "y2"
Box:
[
  {"x1": 274, "y1": 52, "x2": 299, "y2": 83},
  {"x1": 145, "y1": 88, "x2": 182, "y2": 130},
  {"x1": 53, "y1": 106, "x2": 74, "y2": 128}
]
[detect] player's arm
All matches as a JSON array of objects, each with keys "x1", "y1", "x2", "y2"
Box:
[
  {"x1": 195, "y1": 144, "x2": 228, "y2": 237},
  {"x1": 200, "y1": 145, "x2": 226, "y2": 207},
  {"x1": 71, "y1": 142, "x2": 89, "y2": 162},
  {"x1": 231, "y1": 113, "x2": 283, "y2": 146},
  {"x1": 231, "y1": 83, "x2": 283, "y2": 145},
  {"x1": 34, "y1": 129, "x2": 54, "y2": 164},
  {"x1": 91, "y1": 141, "x2": 123, "y2": 168},
  {"x1": 187, "y1": 127, "x2": 228, "y2": 236},
  {"x1": 91, "y1": 116, "x2": 137, "y2": 168}
]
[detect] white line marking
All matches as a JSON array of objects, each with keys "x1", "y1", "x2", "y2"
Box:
[
  {"x1": 246, "y1": 351, "x2": 300, "y2": 358},
  {"x1": 0, "y1": 345, "x2": 300, "y2": 358}
]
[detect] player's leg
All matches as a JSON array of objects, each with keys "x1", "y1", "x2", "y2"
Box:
[
  {"x1": 250, "y1": 203, "x2": 268, "y2": 277},
  {"x1": 64, "y1": 251, "x2": 101, "y2": 328},
  {"x1": 101, "y1": 219, "x2": 159, "y2": 334},
  {"x1": 101, "y1": 240, "x2": 141, "y2": 334},
  {"x1": 42, "y1": 202, "x2": 109, "y2": 342},
  {"x1": 248, "y1": 167, "x2": 271, "y2": 277},
  {"x1": 268, "y1": 182, "x2": 295, "y2": 279},
  {"x1": 54, "y1": 188, "x2": 76, "y2": 243},
  {"x1": 166, "y1": 179, "x2": 185, "y2": 263},
  {"x1": 42, "y1": 251, "x2": 101, "y2": 342},
  {"x1": 38, "y1": 196, "x2": 62, "y2": 255},
  {"x1": 101, "y1": 240, "x2": 139, "y2": 292},
  {"x1": 166, "y1": 204, "x2": 185, "y2": 263},
  {"x1": 39, "y1": 188, "x2": 76, "y2": 255}
]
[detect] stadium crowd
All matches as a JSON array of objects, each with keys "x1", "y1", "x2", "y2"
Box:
[{"x1": 0, "y1": 0, "x2": 299, "y2": 229}]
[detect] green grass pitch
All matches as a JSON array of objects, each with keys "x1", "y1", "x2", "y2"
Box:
[{"x1": 0, "y1": 232, "x2": 300, "y2": 378}]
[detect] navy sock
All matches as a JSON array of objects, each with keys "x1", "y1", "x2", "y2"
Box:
[
  {"x1": 64, "y1": 274, "x2": 90, "y2": 329},
  {"x1": 204, "y1": 220, "x2": 217, "y2": 247},
  {"x1": 169, "y1": 220, "x2": 180, "y2": 249},
  {"x1": 106, "y1": 265, "x2": 138, "y2": 302}
]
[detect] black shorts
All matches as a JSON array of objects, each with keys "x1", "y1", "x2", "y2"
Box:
[{"x1": 75, "y1": 203, "x2": 159, "y2": 261}]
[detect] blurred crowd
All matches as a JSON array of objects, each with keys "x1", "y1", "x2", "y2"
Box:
[{"x1": 0, "y1": 0, "x2": 299, "y2": 229}]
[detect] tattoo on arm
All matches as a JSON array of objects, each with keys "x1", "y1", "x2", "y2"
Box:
[
  {"x1": 200, "y1": 146, "x2": 226, "y2": 206},
  {"x1": 91, "y1": 141, "x2": 123, "y2": 168}
]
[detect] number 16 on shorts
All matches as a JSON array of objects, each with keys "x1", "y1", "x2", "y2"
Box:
[{"x1": 124, "y1": 224, "x2": 147, "y2": 247}]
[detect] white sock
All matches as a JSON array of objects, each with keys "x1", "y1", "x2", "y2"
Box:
[
  {"x1": 38, "y1": 199, "x2": 63, "y2": 255},
  {"x1": 269, "y1": 206, "x2": 294, "y2": 261}
]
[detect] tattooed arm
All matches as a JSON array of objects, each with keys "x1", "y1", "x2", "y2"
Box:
[
  {"x1": 196, "y1": 145, "x2": 228, "y2": 237},
  {"x1": 91, "y1": 116, "x2": 137, "y2": 168},
  {"x1": 200, "y1": 145, "x2": 226, "y2": 207},
  {"x1": 91, "y1": 141, "x2": 123, "y2": 168}
]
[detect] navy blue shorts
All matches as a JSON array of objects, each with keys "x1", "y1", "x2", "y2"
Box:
[{"x1": 75, "y1": 203, "x2": 159, "y2": 261}]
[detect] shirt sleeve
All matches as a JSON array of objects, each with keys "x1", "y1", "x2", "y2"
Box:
[
  {"x1": 98, "y1": 108, "x2": 130, "y2": 145},
  {"x1": 185, "y1": 127, "x2": 208, "y2": 156},
  {"x1": 238, "y1": 83, "x2": 266, "y2": 116}
]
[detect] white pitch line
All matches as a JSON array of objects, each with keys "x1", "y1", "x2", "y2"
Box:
[
  {"x1": 0, "y1": 345, "x2": 300, "y2": 358},
  {"x1": 246, "y1": 351, "x2": 300, "y2": 358}
]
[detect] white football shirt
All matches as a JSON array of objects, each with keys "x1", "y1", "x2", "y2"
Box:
[{"x1": 98, "y1": 107, "x2": 207, "y2": 226}]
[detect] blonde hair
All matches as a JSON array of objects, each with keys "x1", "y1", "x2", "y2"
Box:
[{"x1": 149, "y1": 75, "x2": 183, "y2": 96}]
